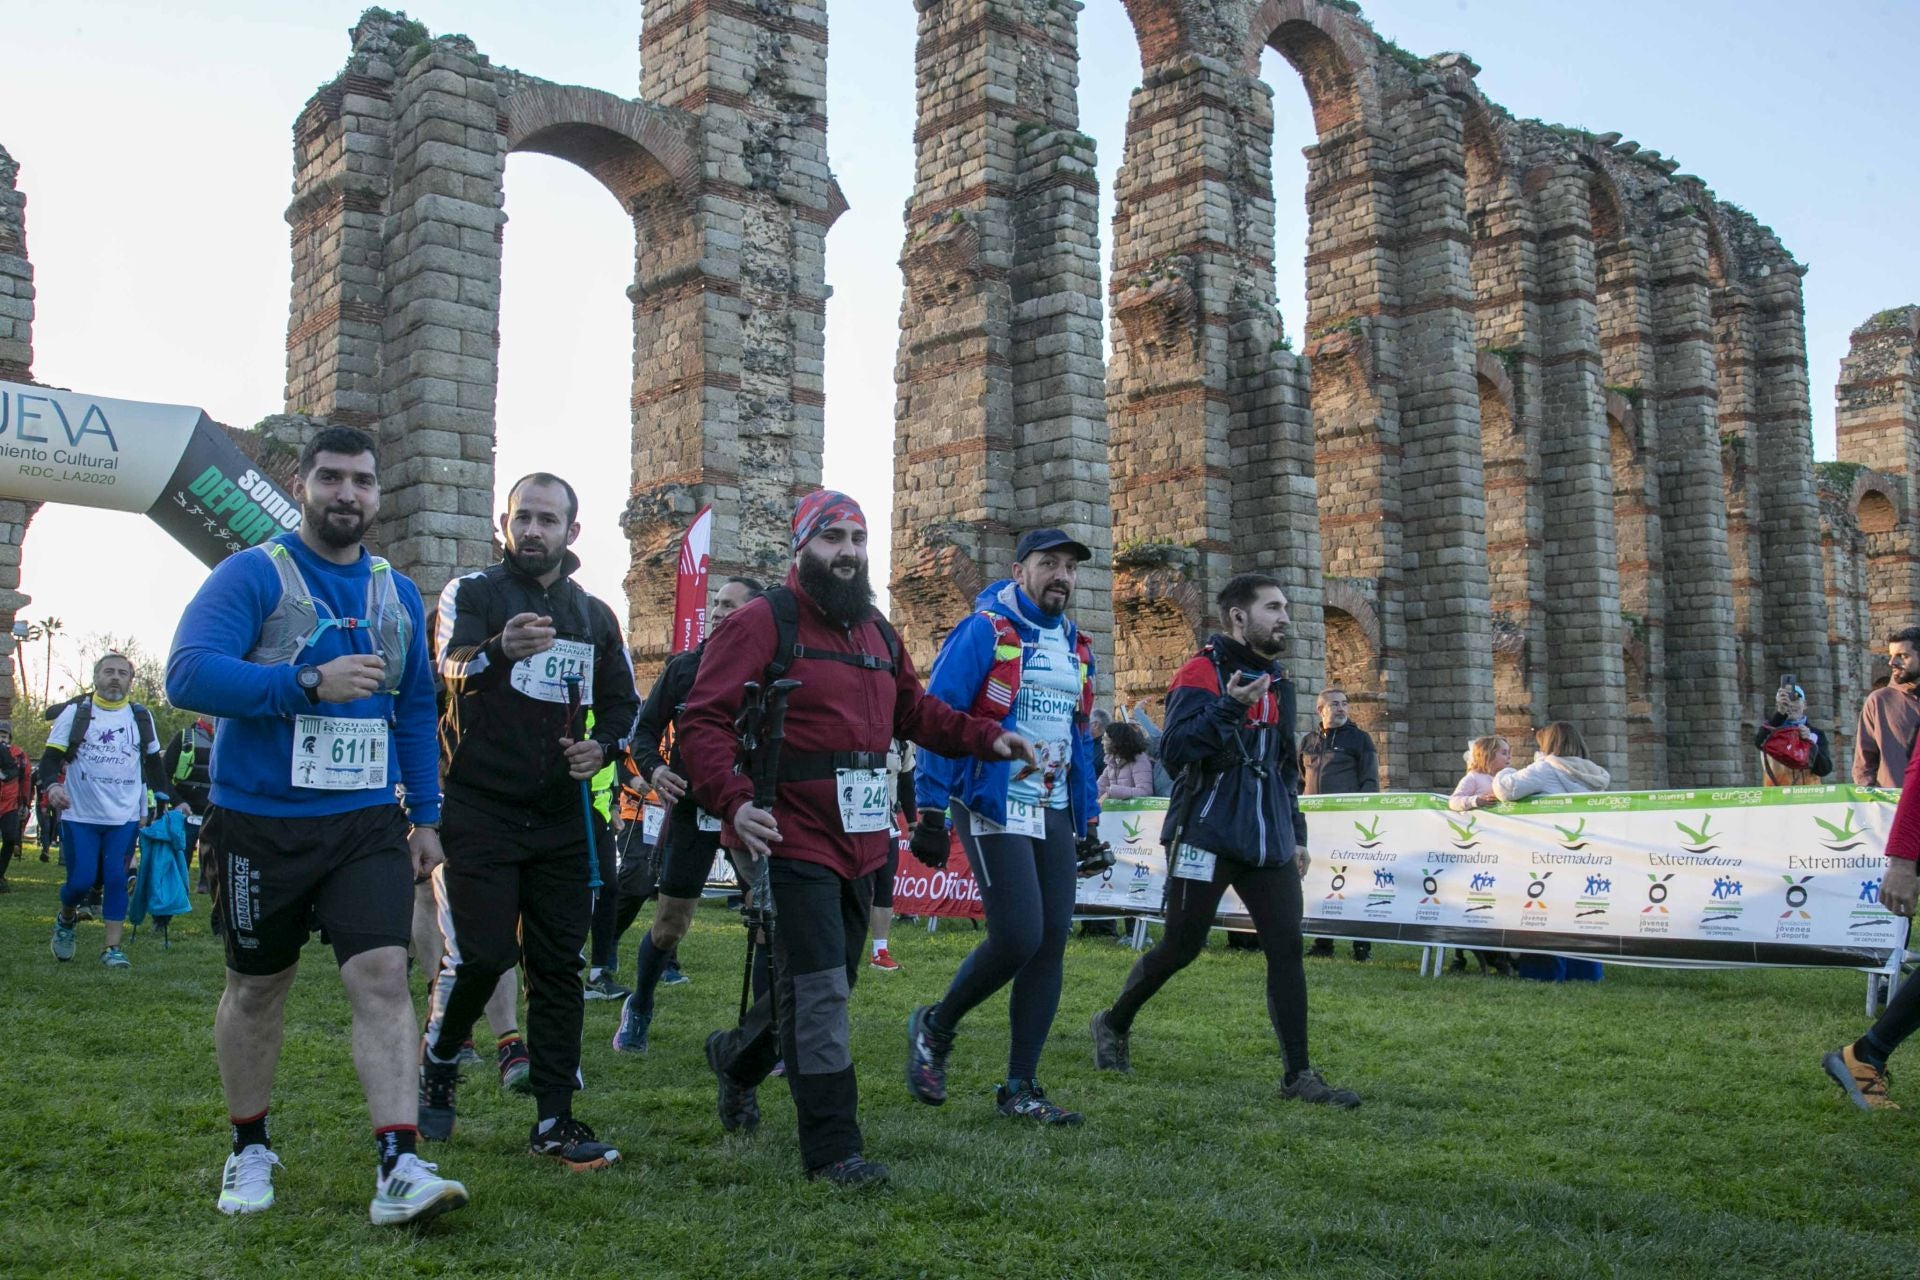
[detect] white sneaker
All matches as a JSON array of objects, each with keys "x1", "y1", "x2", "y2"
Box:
[
  {"x1": 216, "y1": 1144, "x2": 283, "y2": 1215},
  {"x1": 370, "y1": 1152, "x2": 468, "y2": 1226}
]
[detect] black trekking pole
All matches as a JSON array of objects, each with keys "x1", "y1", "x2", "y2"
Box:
[
  {"x1": 737, "y1": 678, "x2": 799, "y2": 1019},
  {"x1": 735, "y1": 681, "x2": 766, "y2": 1022}
]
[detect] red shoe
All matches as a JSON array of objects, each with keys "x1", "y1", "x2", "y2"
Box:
[{"x1": 868, "y1": 947, "x2": 901, "y2": 972}]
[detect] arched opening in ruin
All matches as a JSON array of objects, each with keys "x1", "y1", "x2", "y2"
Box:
[
  {"x1": 1857, "y1": 488, "x2": 1898, "y2": 535},
  {"x1": 1476, "y1": 357, "x2": 1536, "y2": 749},
  {"x1": 496, "y1": 96, "x2": 701, "y2": 655},
  {"x1": 1113, "y1": 588, "x2": 1203, "y2": 711}
]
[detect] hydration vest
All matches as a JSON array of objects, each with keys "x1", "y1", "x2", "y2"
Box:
[
  {"x1": 968, "y1": 612, "x2": 1095, "y2": 724},
  {"x1": 244, "y1": 541, "x2": 409, "y2": 694}
]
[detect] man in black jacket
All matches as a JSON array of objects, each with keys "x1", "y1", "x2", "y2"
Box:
[
  {"x1": 1300, "y1": 687, "x2": 1378, "y2": 960},
  {"x1": 1088, "y1": 572, "x2": 1358, "y2": 1108},
  {"x1": 419, "y1": 473, "x2": 639, "y2": 1170},
  {"x1": 610, "y1": 575, "x2": 765, "y2": 1055}
]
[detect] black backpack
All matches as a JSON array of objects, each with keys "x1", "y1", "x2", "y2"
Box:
[
  {"x1": 761, "y1": 585, "x2": 901, "y2": 683},
  {"x1": 63, "y1": 699, "x2": 162, "y2": 761}
]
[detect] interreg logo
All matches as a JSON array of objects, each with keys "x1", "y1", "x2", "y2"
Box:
[
  {"x1": 1523, "y1": 870, "x2": 1551, "y2": 910},
  {"x1": 1445, "y1": 815, "x2": 1480, "y2": 849},
  {"x1": 1554, "y1": 818, "x2": 1589, "y2": 851},
  {"x1": 1353, "y1": 817, "x2": 1385, "y2": 850},
  {"x1": 1780, "y1": 875, "x2": 1815, "y2": 920},
  {"x1": 1674, "y1": 815, "x2": 1718, "y2": 854},
  {"x1": 1643, "y1": 873, "x2": 1674, "y2": 914},
  {"x1": 1814, "y1": 810, "x2": 1865, "y2": 852},
  {"x1": 1420, "y1": 868, "x2": 1444, "y2": 905},
  {"x1": 1325, "y1": 864, "x2": 1349, "y2": 901}
]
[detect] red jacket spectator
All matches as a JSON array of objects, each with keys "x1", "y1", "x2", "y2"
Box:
[
  {"x1": 679, "y1": 568, "x2": 1005, "y2": 881},
  {"x1": 0, "y1": 739, "x2": 31, "y2": 814}
]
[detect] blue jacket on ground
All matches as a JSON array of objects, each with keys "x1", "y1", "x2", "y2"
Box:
[
  {"x1": 131, "y1": 808, "x2": 192, "y2": 924},
  {"x1": 165, "y1": 531, "x2": 441, "y2": 824},
  {"x1": 914, "y1": 580, "x2": 1098, "y2": 833},
  {"x1": 1160, "y1": 632, "x2": 1306, "y2": 867}
]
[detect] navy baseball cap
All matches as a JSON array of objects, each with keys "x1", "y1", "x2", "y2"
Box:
[{"x1": 1014, "y1": 528, "x2": 1092, "y2": 563}]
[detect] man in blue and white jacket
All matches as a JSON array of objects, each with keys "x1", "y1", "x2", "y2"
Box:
[
  {"x1": 167, "y1": 425, "x2": 467, "y2": 1227},
  {"x1": 905, "y1": 528, "x2": 1100, "y2": 1126}
]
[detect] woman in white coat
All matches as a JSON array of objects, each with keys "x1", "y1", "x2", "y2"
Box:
[{"x1": 1492, "y1": 722, "x2": 1610, "y2": 800}]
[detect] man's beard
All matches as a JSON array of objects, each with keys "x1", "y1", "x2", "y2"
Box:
[
  {"x1": 1249, "y1": 626, "x2": 1287, "y2": 659},
  {"x1": 798, "y1": 553, "x2": 875, "y2": 627},
  {"x1": 305, "y1": 500, "x2": 367, "y2": 549},
  {"x1": 507, "y1": 540, "x2": 564, "y2": 579},
  {"x1": 1032, "y1": 583, "x2": 1070, "y2": 618},
  {"x1": 1896, "y1": 666, "x2": 1919, "y2": 687}
]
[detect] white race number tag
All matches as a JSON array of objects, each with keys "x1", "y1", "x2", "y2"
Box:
[
  {"x1": 642, "y1": 804, "x2": 665, "y2": 843},
  {"x1": 1172, "y1": 844, "x2": 1218, "y2": 882},
  {"x1": 970, "y1": 798, "x2": 1047, "y2": 839},
  {"x1": 697, "y1": 808, "x2": 723, "y2": 833},
  {"x1": 291, "y1": 715, "x2": 389, "y2": 791},
  {"x1": 836, "y1": 768, "x2": 892, "y2": 833},
  {"x1": 510, "y1": 639, "x2": 595, "y2": 705}
]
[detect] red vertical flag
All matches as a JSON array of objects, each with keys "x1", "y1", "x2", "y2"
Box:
[{"x1": 671, "y1": 505, "x2": 713, "y2": 653}]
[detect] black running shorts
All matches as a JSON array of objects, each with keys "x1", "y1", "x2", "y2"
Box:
[
  {"x1": 655, "y1": 801, "x2": 723, "y2": 901},
  {"x1": 212, "y1": 803, "x2": 414, "y2": 975}
]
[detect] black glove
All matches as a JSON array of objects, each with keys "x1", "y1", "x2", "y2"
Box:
[
  {"x1": 1075, "y1": 833, "x2": 1115, "y2": 879},
  {"x1": 910, "y1": 812, "x2": 951, "y2": 870}
]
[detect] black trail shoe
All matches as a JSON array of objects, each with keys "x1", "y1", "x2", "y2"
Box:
[
  {"x1": 995, "y1": 1079, "x2": 1083, "y2": 1126},
  {"x1": 1089, "y1": 1009, "x2": 1130, "y2": 1073},
  {"x1": 529, "y1": 1117, "x2": 621, "y2": 1171},
  {"x1": 1281, "y1": 1067, "x2": 1361, "y2": 1110},
  {"x1": 418, "y1": 1054, "x2": 460, "y2": 1141},
  {"x1": 905, "y1": 1005, "x2": 955, "y2": 1106},
  {"x1": 807, "y1": 1155, "x2": 890, "y2": 1187},
  {"x1": 705, "y1": 1029, "x2": 760, "y2": 1134}
]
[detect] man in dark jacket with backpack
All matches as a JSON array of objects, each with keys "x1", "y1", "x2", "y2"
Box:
[
  {"x1": 1088, "y1": 572, "x2": 1359, "y2": 1108},
  {"x1": 678, "y1": 490, "x2": 1035, "y2": 1187}
]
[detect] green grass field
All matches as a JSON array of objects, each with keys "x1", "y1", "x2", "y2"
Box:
[{"x1": 2, "y1": 856, "x2": 1916, "y2": 1279}]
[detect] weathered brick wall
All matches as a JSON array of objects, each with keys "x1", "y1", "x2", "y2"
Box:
[
  {"x1": 1835, "y1": 306, "x2": 1920, "y2": 690},
  {"x1": 0, "y1": 146, "x2": 35, "y2": 717},
  {"x1": 890, "y1": 0, "x2": 1113, "y2": 682}
]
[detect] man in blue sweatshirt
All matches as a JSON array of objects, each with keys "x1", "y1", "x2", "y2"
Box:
[
  {"x1": 905, "y1": 528, "x2": 1100, "y2": 1125},
  {"x1": 167, "y1": 425, "x2": 468, "y2": 1227}
]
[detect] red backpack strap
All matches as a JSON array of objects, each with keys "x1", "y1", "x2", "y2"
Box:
[
  {"x1": 1073, "y1": 629, "x2": 1097, "y2": 717},
  {"x1": 969, "y1": 613, "x2": 1024, "y2": 719}
]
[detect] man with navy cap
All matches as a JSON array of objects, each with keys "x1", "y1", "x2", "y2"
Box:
[
  {"x1": 678, "y1": 490, "x2": 1036, "y2": 1186},
  {"x1": 906, "y1": 529, "x2": 1101, "y2": 1125}
]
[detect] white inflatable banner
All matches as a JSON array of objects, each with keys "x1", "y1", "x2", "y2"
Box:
[{"x1": 1088, "y1": 786, "x2": 1909, "y2": 967}]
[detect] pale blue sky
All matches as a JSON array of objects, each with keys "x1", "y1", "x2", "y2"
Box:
[{"x1": 4, "y1": 0, "x2": 1915, "y2": 694}]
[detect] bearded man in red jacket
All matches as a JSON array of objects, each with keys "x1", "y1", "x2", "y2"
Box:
[{"x1": 677, "y1": 490, "x2": 1034, "y2": 1187}]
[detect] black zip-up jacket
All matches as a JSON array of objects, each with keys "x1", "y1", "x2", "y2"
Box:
[
  {"x1": 631, "y1": 647, "x2": 701, "y2": 783},
  {"x1": 1299, "y1": 720, "x2": 1379, "y2": 795},
  {"x1": 1160, "y1": 632, "x2": 1306, "y2": 867},
  {"x1": 436, "y1": 551, "x2": 638, "y2": 818}
]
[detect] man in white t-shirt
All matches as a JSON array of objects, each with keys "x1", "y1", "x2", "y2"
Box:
[{"x1": 40, "y1": 653, "x2": 169, "y2": 967}]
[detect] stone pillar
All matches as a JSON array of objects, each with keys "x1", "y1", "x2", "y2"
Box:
[
  {"x1": 1816, "y1": 471, "x2": 1872, "y2": 768},
  {"x1": 1649, "y1": 210, "x2": 1740, "y2": 784},
  {"x1": 1598, "y1": 232, "x2": 1667, "y2": 787},
  {"x1": 1835, "y1": 306, "x2": 1920, "y2": 671},
  {"x1": 283, "y1": 13, "x2": 398, "y2": 429},
  {"x1": 1383, "y1": 91, "x2": 1493, "y2": 789},
  {"x1": 0, "y1": 144, "x2": 36, "y2": 718},
  {"x1": 1746, "y1": 258, "x2": 1831, "y2": 729},
  {"x1": 891, "y1": 0, "x2": 1110, "y2": 677},
  {"x1": 636, "y1": 0, "x2": 834, "y2": 669},
  {"x1": 1713, "y1": 277, "x2": 1767, "y2": 735},
  {"x1": 376, "y1": 38, "x2": 506, "y2": 598},
  {"x1": 1533, "y1": 168, "x2": 1626, "y2": 778}
]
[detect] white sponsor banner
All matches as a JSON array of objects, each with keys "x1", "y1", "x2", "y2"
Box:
[
  {"x1": 0, "y1": 380, "x2": 199, "y2": 512},
  {"x1": 1090, "y1": 786, "x2": 1909, "y2": 966}
]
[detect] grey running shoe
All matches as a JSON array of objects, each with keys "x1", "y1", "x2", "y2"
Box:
[
  {"x1": 370, "y1": 1153, "x2": 467, "y2": 1226},
  {"x1": 995, "y1": 1080, "x2": 1083, "y2": 1126},
  {"x1": 100, "y1": 947, "x2": 131, "y2": 969},
  {"x1": 1281, "y1": 1067, "x2": 1361, "y2": 1109},
  {"x1": 50, "y1": 917, "x2": 76, "y2": 962},
  {"x1": 584, "y1": 972, "x2": 632, "y2": 1002},
  {"x1": 905, "y1": 1005, "x2": 954, "y2": 1106},
  {"x1": 217, "y1": 1144, "x2": 282, "y2": 1216},
  {"x1": 1089, "y1": 1009, "x2": 1130, "y2": 1073}
]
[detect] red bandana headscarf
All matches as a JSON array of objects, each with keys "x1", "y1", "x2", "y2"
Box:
[{"x1": 791, "y1": 489, "x2": 865, "y2": 554}]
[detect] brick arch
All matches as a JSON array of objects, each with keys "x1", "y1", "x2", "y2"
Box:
[
  {"x1": 1321, "y1": 579, "x2": 1380, "y2": 658},
  {"x1": 1604, "y1": 391, "x2": 1643, "y2": 456},
  {"x1": 1584, "y1": 163, "x2": 1625, "y2": 244},
  {"x1": 500, "y1": 84, "x2": 701, "y2": 205},
  {"x1": 1112, "y1": 568, "x2": 1205, "y2": 705},
  {"x1": 1852, "y1": 474, "x2": 1902, "y2": 535},
  {"x1": 1242, "y1": 1, "x2": 1377, "y2": 132}
]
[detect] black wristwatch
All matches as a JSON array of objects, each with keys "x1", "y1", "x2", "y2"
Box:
[{"x1": 296, "y1": 664, "x2": 323, "y2": 704}]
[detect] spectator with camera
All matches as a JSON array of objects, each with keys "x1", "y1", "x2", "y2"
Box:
[{"x1": 1755, "y1": 680, "x2": 1833, "y2": 787}]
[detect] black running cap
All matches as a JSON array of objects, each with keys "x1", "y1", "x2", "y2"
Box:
[{"x1": 1014, "y1": 528, "x2": 1092, "y2": 563}]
